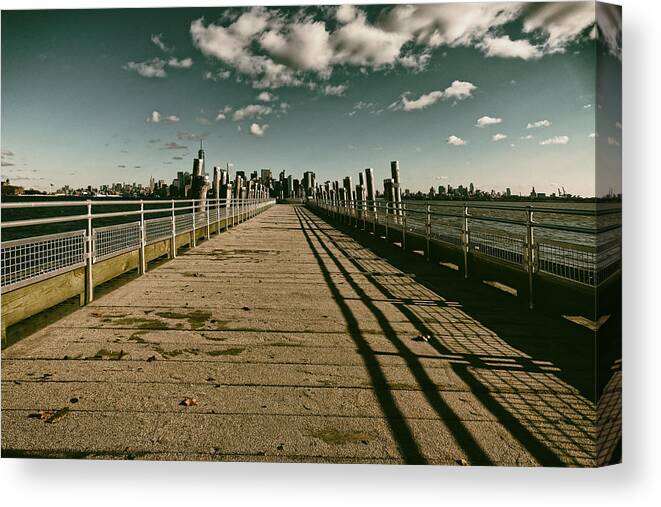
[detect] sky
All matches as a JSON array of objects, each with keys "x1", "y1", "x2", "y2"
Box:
[{"x1": 1, "y1": 2, "x2": 621, "y2": 197}]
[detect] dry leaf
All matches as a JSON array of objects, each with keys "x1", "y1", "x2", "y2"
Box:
[{"x1": 180, "y1": 398, "x2": 197, "y2": 407}]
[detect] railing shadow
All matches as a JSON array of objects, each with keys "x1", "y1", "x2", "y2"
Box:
[{"x1": 299, "y1": 206, "x2": 596, "y2": 466}]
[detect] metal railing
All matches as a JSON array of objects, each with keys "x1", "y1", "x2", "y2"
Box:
[
  {"x1": 1, "y1": 197, "x2": 275, "y2": 299},
  {"x1": 309, "y1": 198, "x2": 621, "y2": 309}
]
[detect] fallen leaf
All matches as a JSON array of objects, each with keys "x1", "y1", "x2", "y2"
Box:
[
  {"x1": 180, "y1": 398, "x2": 197, "y2": 407},
  {"x1": 46, "y1": 407, "x2": 70, "y2": 423},
  {"x1": 456, "y1": 458, "x2": 469, "y2": 466}
]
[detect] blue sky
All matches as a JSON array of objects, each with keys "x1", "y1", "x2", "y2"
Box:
[{"x1": 1, "y1": 2, "x2": 621, "y2": 196}]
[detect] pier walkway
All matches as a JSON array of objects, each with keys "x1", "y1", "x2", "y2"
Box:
[{"x1": 2, "y1": 205, "x2": 597, "y2": 465}]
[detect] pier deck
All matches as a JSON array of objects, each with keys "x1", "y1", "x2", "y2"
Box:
[{"x1": 1, "y1": 204, "x2": 597, "y2": 465}]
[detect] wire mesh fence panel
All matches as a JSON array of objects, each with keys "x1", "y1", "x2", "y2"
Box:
[
  {"x1": 145, "y1": 216, "x2": 173, "y2": 244},
  {"x1": 93, "y1": 221, "x2": 141, "y2": 262},
  {"x1": 538, "y1": 241, "x2": 601, "y2": 286},
  {"x1": 1, "y1": 230, "x2": 86, "y2": 291},
  {"x1": 469, "y1": 230, "x2": 525, "y2": 266},
  {"x1": 175, "y1": 213, "x2": 194, "y2": 234}
]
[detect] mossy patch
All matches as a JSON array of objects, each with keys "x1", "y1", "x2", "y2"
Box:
[
  {"x1": 153, "y1": 346, "x2": 201, "y2": 358},
  {"x1": 206, "y1": 347, "x2": 244, "y2": 356},
  {"x1": 155, "y1": 310, "x2": 212, "y2": 328},
  {"x1": 110, "y1": 317, "x2": 166, "y2": 330},
  {"x1": 91, "y1": 349, "x2": 127, "y2": 360}
]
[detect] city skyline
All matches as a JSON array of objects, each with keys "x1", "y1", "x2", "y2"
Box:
[{"x1": 2, "y1": 3, "x2": 622, "y2": 196}]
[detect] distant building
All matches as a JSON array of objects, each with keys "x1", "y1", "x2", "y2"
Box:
[{"x1": 1, "y1": 179, "x2": 24, "y2": 195}]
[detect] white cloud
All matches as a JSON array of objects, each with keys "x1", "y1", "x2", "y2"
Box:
[
  {"x1": 390, "y1": 80, "x2": 476, "y2": 111},
  {"x1": 257, "y1": 91, "x2": 275, "y2": 102},
  {"x1": 442, "y1": 80, "x2": 477, "y2": 100},
  {"x1": 249, "y1": 123, "x2": 269, "y2": 137},
  {"x1": 336, "y1": 5, "x2": 358, "y2": 24},
  {"x1": 151, "y1": 34, "x2": 171, "y2": 52},
  {"x1": 215, "y1": 113, "x2": 226, "y2": 121},
  {"x1": 477, "y1": 35, "x2": 541, "y2": 59},
  {"x1": 203, "y1": 70, "x2": 231, "y2": 81},
  {"x1": 125, "y1": 56, "x2": 193, "y2": 77},
  {"x1": 146, "y1": 111, "x2": 180, "y2": 123},
  {"x1": 588, "y1": 132, "x2": 597, "y2": 138},
  {"x1": 527, "y1": 119, "x2": 551, "y2": 129},
  {"x1": 232, "y1": 104, "x2": 273, "y2": 122},
  {"x1": 124, "y1": 58, "x2": 167, "y2": 78},
  {"x1": 379, "y1": 3, "x2": 522, "y2": 48},
  {"x1": 167, "y1": 57, "x2": 193, "y2": 68},
  {"x1": 475, "y1": 115, "x2": 502, "y2": 127},
  {"x1": 523, "y1": 2, "x2": 596, "y2": 54},
  {"x1": 539, "y1": 135, "x2": 569, "y2": 145},
  {"x1": 261, "y1": 21, "x2": 334, "y2": 73},
  {"x1": 447, "y1": 135, "x2": 466, "y2": 146},
  {"x1": 323, "y1": 84, "x2": 347, "y2": 96},
  {"x1": 331, "y1": 13, "x2": 410, "y2": 68},
  {"x1": 583, "y1": 104, "x2": 592, "y2": 109},
  {"x1": 520, "y1": 134, "x2": 534, "y2": 140},
  {"x1": 492, "y1": 133, "x2": 508, "y2": 142}
]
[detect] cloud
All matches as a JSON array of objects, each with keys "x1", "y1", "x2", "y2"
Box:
[
  {"x1": 616, "y1": 121, "x2": 622, "y2": 129},
  {"x1": 336, "y1": 5, "x2": 358, "y2": 24},
  {"x1": 261, "y1": 21, "x2": 334, "y2": 73},
  {"x1": 215, "y1": 112, "x2": 226, "y2": 121},
  {"x1": 203, "y1": 70, "x2": 231, "y2": 81},
  {"x1": 172, "y1": 156, "x2": 183, "y2": 160},
  {"x1": 527, "y1": 119, "x2": 551, "y2": 129},
  {"x1": 323, "y1": 84, "x2": 347, "y2": 96},
  {"x1": 520, "y1": 134, "x2": 534, "y2": 140},
  {"x1": 188, "y1": 4, "x2": 603, "y2": 90},
  {"x1": 195, "y1": 116, "x2": 211, "y2": 125},
  {"x1": 233, "y1": 104, "x2": 273, "y2": 121},
  {"x1": 477, "y1": 35, "x2": 541, "y2": 59},
  {"x1": 492, "y1": 133, "x2": 507, "y2": 141},
  {"x1": 607, "y1": 136, "x2": 621, "y2": 147},
  {"x1": 583, "y1": 104, "x2": 592, "y2": 109},
  {"x1": 523, "y1": 2, "x2": 596, "y2": 54},
  {"x1": 1, "y1": 161, "x2": 15, "y2": 166},
  {"x1": 257, "y1": 91, "x2": 275, "y2": 102},
  {"x1": 167, "y1": 57, "x2": 193, "y2": 68},
  {"x1": 390, "y1": 80, "x2": 476, "y2": 111},
  {"x1": 117, "y1": 164, "x2": 126, "y2": 168},
  {"x1": 124, "y1": 58, "x2": 167, "y2": 78},
  {"x1": 447, "y1": 135, "x2": 466, "y2": 146},
  {"x1": 1, "y1": 150, "x2": 14, "y2": 157},
  {"x1": 162, "y1": 142, "x2": 188, "y2": 150},
  {"x1": 151, "y1": 34, "x2": 171, "y2": 52},
  {"x1": 146, "y1": 111, "x2": 180, "y2": 124},
  {"x1": 475, "y1": 115, "x2": 502, "y2": 127},
  {"x1": 588, "y1": 132, "x2": 597, "y2": 138},
  {"x1": 148, "y1": 139, "x2": 161, "y2": 143},
  {"x1": 177, "y1": 131, "x2": 208, "y2": 141},
  {"x1": 249, "y1": 123, "x2": 269, "y2": 137},
  {"x1": 539, "y1": 135, "x2": 569, "y2": 145}
]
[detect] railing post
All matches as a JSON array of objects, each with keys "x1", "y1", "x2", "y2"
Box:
[
  {"x1": 385, "y1": 203, "x2": 389, "y2": 240},
  {"x1": 462, "y1": 204, "x2": 470, "y2": 279},
  {"x1": 425, "y1": 201, "x2": 431, "y2": 261},
  {"x1": 191, "y1": 200, "x2": 197, "y2": 248},
  {"x1": 206, "y1": 200, "x2": 211, "y2": 239},
  {"x1": 526, "y1": 207, "x2": 535, "y2": 310},
  {"x1": 402, "y1": 206, "x2": 407, "y2": 251},
  {"x1": 216, "y1": 198, "x2": 221, "y2": 236},
  {"x1": 171, "y1": 200, "x2": 177, "y2": 258},
  {"x1": 84, "y1": 200, "x2": 94, "y2": 304},
  {"x1": 373, "y1": 201, "x2": 377, "y2": 234},
  {"x1": 138, "y1": 200, "x2": 146, "y2": 275}
]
